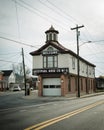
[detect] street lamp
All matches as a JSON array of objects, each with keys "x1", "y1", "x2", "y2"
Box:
[{"x1": 79, "y1": 41, "x2": 92, "y2": 47}]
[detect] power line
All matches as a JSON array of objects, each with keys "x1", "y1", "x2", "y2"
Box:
[
  {"x1": 46, "y1": 0, "x2": 94, "y2": 42},
  {"x1": 0, "y1": 36, "x2": 40, "y2": 48},
  {"x1": 96, "y1": 69, "x2": 104, "y2": 75},
  {"x1": 82, "y1": 51, "x2": 104, "y2": 57},
  {"x1": 13, "y1": 0, "x2": 94, "y2": 43},
  {"x1": 15, "y1": 0, "x2": 21, "y2": 40},
  {"x1": 12, "y1": 0, "x2": 52, "y2": 25},
  {"x1": 46, "y1": 0, "x2": 80, "y2": 25},
  {"x1": 12, "y1": 0, "x2": 71, "y2": 33},
  {"x1": 79, "y1": 39, "x2": 104, "y2": 63},
  {"x1": 17, "y1": 0, "x2": 70, "y2": 32},
  {"x1": 0, "y1": 52, "x2": 20, "y2": 55},
  {"x1": 38, "y1": 0, "x2": 74, "y2": 27},
  {"x1": 20, "y1": 0, "x2": 69, "y2": 27},
  {"x1": 0, "y1": 59, "x2": 20, "y2": 64}
]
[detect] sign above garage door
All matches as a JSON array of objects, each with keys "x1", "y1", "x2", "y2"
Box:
[{"x1": 33, "y1": 68, "x2": 69, "y2": 75}]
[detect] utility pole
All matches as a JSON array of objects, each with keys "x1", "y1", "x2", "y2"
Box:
[
  {"x1": 71, "y1": 25, "x2": 84, "y2": 97},
  {"x1": 22, "y1": 48, "x2": 27, "y2": 96}
]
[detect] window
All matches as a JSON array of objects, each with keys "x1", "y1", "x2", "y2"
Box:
[
  {"x1": 82, "y1": 63, "x2": 84, "y2": 73},
  {"x1": 43, "y1": 56, "x2": 46, "y2": 68},
  {"x1": 43, "y1": 55, "x2": 58, "y2": 68},
  {"x1": 43, "y1": 85, "x2": 49, "y2": 88},
  {"x1": 43, "y1": 47, "x2": 58, "y2": 68},
  {"x1": 72, "y1": 57, "x2": 75, "y2": 69},
  {"x1": 53, "y1": 33, "x2": 56, "y2": 41},
  {"x1": 49, "y1": 33, "x2": 52, "y2": 40},
  {"x1": 89, "y1": 68, "x2": 91, "y2": 75},
  {"x1": 48, "y1": 56, "x2": 53, "y2": 67}
]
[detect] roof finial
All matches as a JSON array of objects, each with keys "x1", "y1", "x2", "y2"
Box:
[{"x1": 49, "y1": 25, "x2": 55, "y2": 30}]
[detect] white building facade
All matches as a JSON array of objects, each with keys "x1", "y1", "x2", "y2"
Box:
[{"x1": 30, "y1": 26, "x2": 96, "y2": 96}]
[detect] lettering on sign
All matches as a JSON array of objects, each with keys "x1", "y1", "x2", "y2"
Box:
[
  {"x1": 42, "y1": 51, "x2": 58, "y2": 55},
  {"x1": 33, "y1": 68, "x2": 69, "y2": 75}
]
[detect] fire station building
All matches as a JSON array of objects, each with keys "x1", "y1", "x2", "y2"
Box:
[{"x1": 30, "y1": 26, "x2": 96, "y2": 97}]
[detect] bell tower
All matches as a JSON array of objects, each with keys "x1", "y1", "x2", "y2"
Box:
[{"x1": 45, "y1": 26, "x2": 59, "y2": 43}]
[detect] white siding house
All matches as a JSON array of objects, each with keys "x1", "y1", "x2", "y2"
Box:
[{"x1": 8, "y1": 72, "x2": 16, "y2": 83}]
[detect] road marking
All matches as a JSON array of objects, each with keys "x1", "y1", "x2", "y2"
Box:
[{"x1": 24, "y1": 100, "x2": 104, "y2": 130}]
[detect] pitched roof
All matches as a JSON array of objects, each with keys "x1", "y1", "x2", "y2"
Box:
[
  {"x1": 45, "y1": 25, "x2": 59, "y2": 34},
  {"x1": 30, "y1": 41, "x2": 95, "y2": 67},
  {"x1": 2, "y1": 70, "x2": 13, "y2": 76},
  {"x1": 30, "y1": 41, "x2": 67, "y2": 55}
]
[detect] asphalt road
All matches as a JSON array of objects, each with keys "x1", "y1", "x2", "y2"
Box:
[
  {"x1": 0, "y1": 91, "x2": 39, "y2": 109},
  {"x1": 0, "y1": 91, "x2": 104, "y2": 130}
]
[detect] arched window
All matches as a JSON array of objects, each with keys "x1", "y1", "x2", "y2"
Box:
[
  {"x1": 49, "y1": 33, "x2": 52, "y2": 40},
  {"x1": 47, "y1": 47, "x2": 53, "y2": 51},
  {"x1": 53, "y1": 33, "x2": 56, "y2": 41}
]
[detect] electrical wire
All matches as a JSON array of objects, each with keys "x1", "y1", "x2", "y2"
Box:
[
  {"x1": 46, "y1": 0, "x2": 95, "y2": 42},
  {"x1": 13, "y1": 0, "x2": 95, "y2": 45},
  {"x1": 13, "y1": 0, "x2": 70, "y2": 32},
  {"x1": 0, "y1": 52, "x2": 20, "y2": 55},
  {"x1": 46, "y1": 0, "x2": 81, "y2": 25},
  {"x1": 20, "y1": 0, "x2": 69, "y2": 27},
  {"x1": 0, "y1": 36, "x2": 40, "y2": 48},
  {"x1": 38, "y1": 0, "x2": 75, "y2": 27},
  {"x1": 0, "y1": 59, "x2": 20, "y2": 64},
  {"x1": 15, "y1": 0, "x2": 21, "y2": 40}
]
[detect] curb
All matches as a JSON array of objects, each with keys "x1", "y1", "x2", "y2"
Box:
[{"x1": 22, "y1": 92, "x2": 104, "y2": 101}]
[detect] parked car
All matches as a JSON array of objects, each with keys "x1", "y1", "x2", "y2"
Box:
[{"x1": 13, "y1": 85, "x2": 21, "y2": 91}]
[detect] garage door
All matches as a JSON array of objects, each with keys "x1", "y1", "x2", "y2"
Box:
[{"x1": 43, "y1": 78, "x2": 61, "y2": 96}]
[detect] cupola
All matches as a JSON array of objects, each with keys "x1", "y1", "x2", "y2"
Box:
[{"x1": 45, "y1": 26, "x2": 59, "y2": 43}]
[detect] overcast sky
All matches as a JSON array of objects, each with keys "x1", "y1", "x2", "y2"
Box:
[{"x1": 0, "y1": 0, "x2": 104, "y2": 76}]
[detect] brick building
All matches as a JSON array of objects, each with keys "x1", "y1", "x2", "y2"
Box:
[{"x1": 30, "y1": 26, "x2": 96, "y2": 96}]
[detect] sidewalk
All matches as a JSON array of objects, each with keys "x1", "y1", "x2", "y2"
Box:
[
  {"x1": 23, "y1": 90, "x2": 104, "y2": 101},
  {"x1": 1, "y1": 90, "x2": 104, "y2": 101}
]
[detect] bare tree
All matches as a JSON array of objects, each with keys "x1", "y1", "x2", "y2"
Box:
[{"x1": 12, "y1": 63, "x2": 31, "y2": 76}]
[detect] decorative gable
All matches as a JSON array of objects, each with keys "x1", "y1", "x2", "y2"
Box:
[{"x1": 42, "y1": 45, "x2": 58, "y2": 55}]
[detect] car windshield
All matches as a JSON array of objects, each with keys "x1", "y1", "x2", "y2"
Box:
[{"x1": 14, "y1": 86, "x2": 18, "y2": 88}]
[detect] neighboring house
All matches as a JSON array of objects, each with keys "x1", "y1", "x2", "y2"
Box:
[
  {"x1": 0, "y1": 70, "x2": 13, "y2": 91},
  {"x1": 0, "y1": 70, "x2": 25, "y2": 91},
  {"x1": 8, "y1": 72, "x2": 16, "y2": 84},
  {"x1": 0, "y1": 71, "x2": 4, "y2": 91},
  {"x1": 30, "y1": 26, "x2": 96, "y2": 97},
  {"x1": 96, "y1": 77, "x2": 104, "y2": 89}
]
